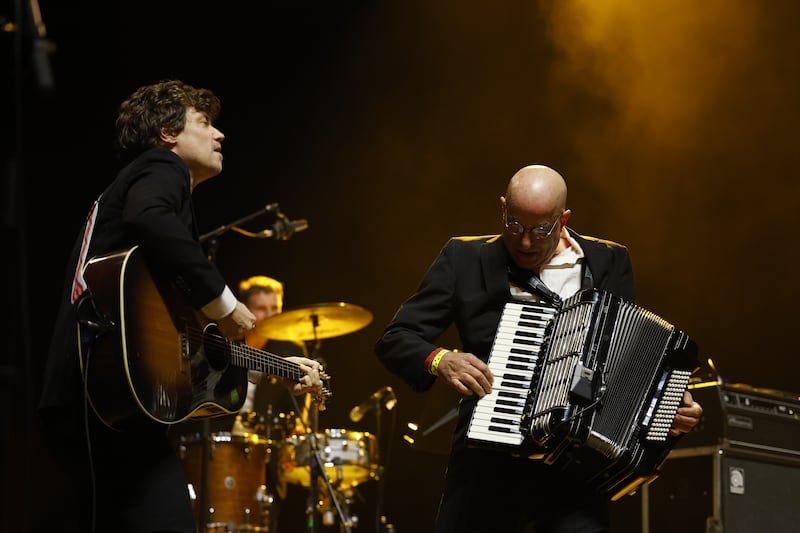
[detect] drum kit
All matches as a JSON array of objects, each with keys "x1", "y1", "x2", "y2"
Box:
[{"x1": 178, "y1": 301, "x2": 383, "y2": 533}]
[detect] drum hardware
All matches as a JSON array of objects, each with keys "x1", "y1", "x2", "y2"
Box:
[
  {"x1": 233, "y1": 405, "x2": 297, "y2": 447},
  {"x1": 315, "y1": 483, "x2": 360, "y2": 530},
  {"x1": 254, "y1": 299, "x2": 373, "y2": 436},
  {"x1": 253, "y1": 299, "x2": 375, "y2": 429},
  {"x1": 258, "y1": 305, "x2": 377, "y2": 533},
  {"x1": 285, "y1": 389, "x2": 357, "y2": 533}
]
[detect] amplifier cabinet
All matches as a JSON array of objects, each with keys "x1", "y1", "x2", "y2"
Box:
[
  {"x1": 609, "y1": 382, "x2": 800, "y2": 531},
  {"x1": 610, "y1": 446, "x2": 800, "y2": 533},
  {"x1": 678, "y1": 382, "x2": 800, "y2": 455}
]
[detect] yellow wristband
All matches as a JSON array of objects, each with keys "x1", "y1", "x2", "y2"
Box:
[{"x1": 430, "y1": 349, "x2": 449, "y2": 376}]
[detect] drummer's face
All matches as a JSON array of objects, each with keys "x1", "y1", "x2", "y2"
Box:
[{"x1": 247, "y1": 291, "x2": 281, "y2": 325}]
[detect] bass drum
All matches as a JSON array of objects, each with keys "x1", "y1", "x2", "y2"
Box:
[
  {"x1": 179, "y1": 432, "x2": 271, "y2": 532},
  {"x1": 278, "y1": 428, "x2": 379, "y2": 489}
]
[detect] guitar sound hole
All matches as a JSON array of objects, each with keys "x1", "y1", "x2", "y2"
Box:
[{"x1": 203, "y1": 324, "x2": 229, "y2": 371}]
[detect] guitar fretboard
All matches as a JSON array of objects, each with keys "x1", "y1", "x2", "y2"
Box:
[{"x1": 230, "y1": 343, "x2": 305, "y2": 381}]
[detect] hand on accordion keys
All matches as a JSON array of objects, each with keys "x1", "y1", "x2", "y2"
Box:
[
  {"x1": 669, "y1": 389, "x2": 703, "y2": 437},
  {"x1": 434, "y1": 350, "x2": 494, "y2": 399}
]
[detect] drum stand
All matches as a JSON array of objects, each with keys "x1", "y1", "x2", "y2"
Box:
[
  {"x1": 288, "y1": 391, "x2": 354, "y2": 533},
  {"x1": 293, "y1": 332, "x2": 353, "y2": 533}
]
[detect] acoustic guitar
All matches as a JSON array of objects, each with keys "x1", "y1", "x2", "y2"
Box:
[{"x1": 76, "y1": 245, "x2": 331, "y2": 430}]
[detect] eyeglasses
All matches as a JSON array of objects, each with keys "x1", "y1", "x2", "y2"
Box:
[{"x1": 503, "y1": 210, "x2": 563, "y2": 239}]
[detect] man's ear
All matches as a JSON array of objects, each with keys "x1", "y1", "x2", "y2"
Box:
[{"x1": 159, "y1": 128, "x2": 177, "y2": 146}]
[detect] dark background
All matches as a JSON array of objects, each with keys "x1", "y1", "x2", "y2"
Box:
[{"x1": 3, "y1": 1, "x2": 800, "y2": 532}]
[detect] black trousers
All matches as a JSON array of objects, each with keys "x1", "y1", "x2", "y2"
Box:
[
  {"x1": 435, "y1": 447, "x2": 609, "y2": 533},
  {"x1": 39, "y1": 402, "x2": 196, "y2": 533}
]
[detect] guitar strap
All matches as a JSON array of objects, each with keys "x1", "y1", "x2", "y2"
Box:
[{"x1": 71, "y1": 195, "x2": 102, "y2": 304}]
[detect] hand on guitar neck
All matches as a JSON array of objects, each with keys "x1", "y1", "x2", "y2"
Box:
[{"x1": 275, "y1": 355, "x2": 330, "y2": 407}]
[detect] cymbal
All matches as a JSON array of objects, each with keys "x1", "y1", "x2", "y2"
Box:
[{"x1": 256, "y1": 302, "x2": 373, "y2": 341}]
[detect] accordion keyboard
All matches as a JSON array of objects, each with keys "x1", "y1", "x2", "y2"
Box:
[{"x1": 465, "y1": 300, "x2": 558, "y2": 449}]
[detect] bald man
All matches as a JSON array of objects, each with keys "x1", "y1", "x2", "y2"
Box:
[{"x1": 375, "y1": 164, "x2": 702, "y2": 533}]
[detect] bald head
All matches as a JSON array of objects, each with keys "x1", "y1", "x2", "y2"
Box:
[
  {"x1": 504, "y1": 165, "x2": 567, "y2": 213},
  {"x1": 500, "y1": 165, "x2": 571, "y2": 272}
]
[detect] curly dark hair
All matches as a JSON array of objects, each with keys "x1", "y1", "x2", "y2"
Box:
[{"x1": 114, "y1": 79, "x2": 221, "y2": 161}]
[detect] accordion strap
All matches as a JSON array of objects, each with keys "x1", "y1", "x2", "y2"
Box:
[{"x1": 507, "y1": 265, "x2": 562, "y2": 305}]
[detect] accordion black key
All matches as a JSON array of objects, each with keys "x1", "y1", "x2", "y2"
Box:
[{"x1": 466, "y1": 288, "x2": 699, "y2": 500}]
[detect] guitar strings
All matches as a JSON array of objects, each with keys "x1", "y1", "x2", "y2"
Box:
[
  {"x1": 184, "y1": 325, "x2": 331, "y2": 398},
  {"x1": 183, "y1": 327, "x2": 301, "y2": 376}
]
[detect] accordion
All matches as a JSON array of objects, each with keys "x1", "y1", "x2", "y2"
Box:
[{"x1": 466, "y1": 288, "x2": 698, "y2": 500}]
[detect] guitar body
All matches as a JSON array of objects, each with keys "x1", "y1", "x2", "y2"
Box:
[{"x1": 78, "y1": 246, "x2": 247, "y2": 430}]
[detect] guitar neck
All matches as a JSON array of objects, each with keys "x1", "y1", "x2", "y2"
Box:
[
  {"x1": 229, "y1": 343, "x2": 305, "y2": 381},
  {"x1": 228, "y1": 341, "x2": 333, "y2": 403}
]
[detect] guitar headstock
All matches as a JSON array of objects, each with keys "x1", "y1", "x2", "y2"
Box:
[{"x1": 314, "y1": 374, "x2": 333, "y2": 411}]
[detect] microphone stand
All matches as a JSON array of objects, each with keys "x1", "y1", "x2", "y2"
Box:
[
  {"x1": 374, "y1": 399, "x2": 396, "y2": 532},
  {"x1": 375, "y1": 402, "x2": 384, "y2": 466},
  {"x1": 199, "y1": 202, "x2": 280, "y2": 245},
  {"x1": 199, "y1": 418, "x2": 211, "y2": 530},
  {"x1": 422, "y1": 407, "x2": 458, "y2": 438}
]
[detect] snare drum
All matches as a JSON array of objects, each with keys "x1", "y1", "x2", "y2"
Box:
[
  {"x1": 179, "y1": 432, "x2": 271, "y2": 531},
  {"x1": 278, "y1": 428, "x2": 379, "y2": 489}
]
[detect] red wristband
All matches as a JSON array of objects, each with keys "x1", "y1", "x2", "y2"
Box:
[{"x1": 424, "y1": 347, "x2": 444, "y2": 374}]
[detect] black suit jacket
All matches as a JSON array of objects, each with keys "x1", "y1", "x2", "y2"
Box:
[
  {"x1": 40, "y1": 148, "x2": 229, "y2": 412},
  {"x1": 374, "y1": 229, "x2": 634, "y2": 450}
]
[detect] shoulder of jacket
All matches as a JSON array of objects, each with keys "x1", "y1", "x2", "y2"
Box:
[
  {"x1": 571, "y1": 230, "x2": 628, "y2": 251},
  {"x1": 449, "y1": 234, "x2": 501, "y2": 244},
  {"x1": 125, "y1": 148, "x2": 189, "y2": 183}
]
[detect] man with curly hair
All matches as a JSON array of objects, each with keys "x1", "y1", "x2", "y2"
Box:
[{"x1": 39, "y1": 80, "x2": 324, "y2": 533}]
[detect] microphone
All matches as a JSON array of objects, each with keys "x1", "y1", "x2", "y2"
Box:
[
  {"x1": 257, "y1": 213, "x2": 309, "y2": 240},
  {"x1": 349, "y1": 386, "x2": 397, "y2": 422}
]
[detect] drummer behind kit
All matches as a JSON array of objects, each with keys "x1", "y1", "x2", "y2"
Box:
[{"x1": 172, "y1": 300, "x2": 385, "y2": 532}]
